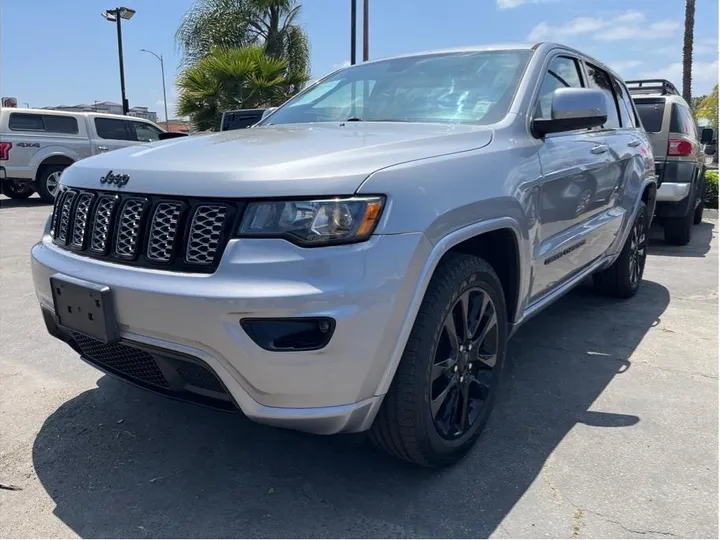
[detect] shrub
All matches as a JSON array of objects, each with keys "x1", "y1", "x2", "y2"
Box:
[{"x1": 705, "y1": 169, "x2": 718, "y2": 209}]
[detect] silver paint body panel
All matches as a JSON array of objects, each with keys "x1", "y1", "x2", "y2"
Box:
[{"x1": 31, "y1": 43, "x2": 655, "y2": 434}]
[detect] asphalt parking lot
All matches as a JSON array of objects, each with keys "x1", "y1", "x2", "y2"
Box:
[{"x1": 0, "y1": 195, "x2": 717, "y2": 539}]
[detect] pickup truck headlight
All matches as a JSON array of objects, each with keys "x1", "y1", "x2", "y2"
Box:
[{"x1": 238, "y1": 196, "x2": 385, "y2": 246}]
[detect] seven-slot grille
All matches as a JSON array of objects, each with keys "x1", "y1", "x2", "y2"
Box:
[{"x1": 51, "y1": 188, "x2": 242, "y2": 273}]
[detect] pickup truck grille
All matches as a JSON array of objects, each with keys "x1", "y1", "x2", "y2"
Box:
[{"x1": 50, "y1": 188, "x2": 243, "y2": 273}]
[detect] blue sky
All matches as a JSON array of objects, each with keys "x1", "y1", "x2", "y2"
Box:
[{"x1": 1, "y1": 0, "x2": 717, "y2": 120}]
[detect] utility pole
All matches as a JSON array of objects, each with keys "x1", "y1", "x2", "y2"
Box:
[
  {"x1": 362, "y1": 0, "x2": 369, "y2": 62},
  {"x1": 350, "y1": 0, "x2": 357, "y2": 65}
]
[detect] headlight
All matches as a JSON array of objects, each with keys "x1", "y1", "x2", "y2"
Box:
[{"x1": 238, "y1": 196, "x2": 385, "y2": 246}]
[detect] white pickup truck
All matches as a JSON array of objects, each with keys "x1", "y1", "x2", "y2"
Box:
[{"x1": 0, "y1": 108, "x2": 166, "y2": 201}]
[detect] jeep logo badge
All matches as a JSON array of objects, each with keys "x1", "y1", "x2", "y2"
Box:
[{"x1": 100, "y1": 170, "x2": 130, "y2": 187}]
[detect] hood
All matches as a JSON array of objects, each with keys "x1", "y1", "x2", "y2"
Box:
[{"x1": 61, "y1": 122, "x2": 493, "y2": 197}]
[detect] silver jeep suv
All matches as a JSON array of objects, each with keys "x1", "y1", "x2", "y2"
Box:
[{"x1": 31, "y1": 43, "x2": 656, "y2": 467}]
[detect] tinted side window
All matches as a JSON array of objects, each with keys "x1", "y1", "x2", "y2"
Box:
[
  {"x1": 94, "y1": 118, "x2": 134, "y2": 141},
  {"x1": 132, "y1": 121, "x2": 162, "y2": 142},
  {"x1": 9, "y1": 113, "x2": 44, "y2": 131},
  {"x1": 43, "y1": 115, "x2": 79, "y2": 134},
  {"x1": 612, "y1": 78, "x2": 636, "y2": 128},
  {"x1": 670, "y1": 103, "x2": 697, "y2": 137},
  {"x1": 535, "y1": 56, "x2": 584, "y2": 119},
  {"x1": 634, "y1": 98, "x2": 665, "y2": 132},
  {"x1": 586, "y1": 63, "x2": 620, "y2": 129}
]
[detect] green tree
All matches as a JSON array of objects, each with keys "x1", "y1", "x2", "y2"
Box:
[
  {"x1": 176, "y1": 45, "x2": 308, "y2": 131},
  {"x1": 175, "y1": 0, "x2": 310, "y2": 91},
  {"x1": 696, "y1": 85, "x2": 719, "y2": 130}
]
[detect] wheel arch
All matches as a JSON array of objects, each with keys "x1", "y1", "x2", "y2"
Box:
[
  {"x1": 35, "y1": 155, "x2": 75, "y2": 182},
  {"x1": 373, "y1": 217, "x2": 529, "y2": 397}
]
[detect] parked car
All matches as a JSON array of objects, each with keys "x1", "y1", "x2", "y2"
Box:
[
  {"x1": 627, "y1": 79, "x2": 714, "y2": 244},
  {"x1": 0, "y1": 108, "x2": 167, "y2": 201},
  {"x1": 31, "y1": 43, "x2": 656, "y2": 467}
]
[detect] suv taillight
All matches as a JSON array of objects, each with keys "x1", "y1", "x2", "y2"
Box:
[
  {"x1": 0, "y1": 142, "x2": 11, "y2": 161},
  {"x1": 668, "y1": 139, "x2": 693, "y2": 156}
]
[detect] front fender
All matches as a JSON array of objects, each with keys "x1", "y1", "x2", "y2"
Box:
[{"x1": 372, "y1": 216, "x2": 529, "y2": 397}]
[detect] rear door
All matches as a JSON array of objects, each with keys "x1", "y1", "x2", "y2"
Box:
[{"x1": 633, "y1": 97, "x2": 668, "y2": 161}]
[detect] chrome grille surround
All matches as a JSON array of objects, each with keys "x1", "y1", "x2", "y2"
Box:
[
  {"x1": 186, "y1": 204, "x2": 228, "y2": 265},
  {"x1": 89, "y1": 195, "x2": 119, "y2": 254},
  {"x1": 50, "y1": 189, "x2": 240, "y2": 273},
  {"x1": 69, "y1": 192, "x2": 95, "y2": 249},
  {"x1": 56, "y1": 190, "x2": 77, "y2": 245},
  {"x1": 146, "y1": 201, "x2": 184, "y2": 262},
  {"x1": 114, "y1": 198, "x2": 147, "y2": 259}
]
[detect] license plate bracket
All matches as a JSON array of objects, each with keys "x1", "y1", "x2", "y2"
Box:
[{"x1": 50, "y1": 275, "x2": 119, "y2": 344}]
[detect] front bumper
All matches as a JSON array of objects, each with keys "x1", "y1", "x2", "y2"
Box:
[{"x1": 32, "y1": 232, "x2": 429, "y2": 434}]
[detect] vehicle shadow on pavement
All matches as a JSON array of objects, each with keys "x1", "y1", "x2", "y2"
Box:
[
  {"x1": 0, "y1": 196, "x2": 52, "y2": 209},
  {"x1": 32, "y1": 279, "x2": 670, "y2": 538},
  {"x1": 647, "y1": 221, "x2": 715, "y2": 258}
]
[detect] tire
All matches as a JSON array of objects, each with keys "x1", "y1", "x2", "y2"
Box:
[
  {"x1": 693, "y1": 198, "x2": 704, "y2": 225},
  {"x1": 663, "y1": 204, "x2": 693, "y2": 245},
  {"x1": 1, "y1": 180, "x2": 34, "y2": 199},
  {"x1": 593, "y1": 201, "x2": 647, "y2": 299},
  {"x1": 370, "y1": 253, "x2": 508, "y2": 468},
  {"x1": 36, "y1": 165, "x2": 67, "y2": 202}
]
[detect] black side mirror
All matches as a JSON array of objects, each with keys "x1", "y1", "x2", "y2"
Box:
[
  {"x1": 532, "y1": 88, "x2": 608, "y2": 137},
  {"x1": 701, "y1": 128, "x2": 714, "y2": 145}
]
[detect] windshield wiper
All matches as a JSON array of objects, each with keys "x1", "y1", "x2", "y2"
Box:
[{"x1": 345, "y1": 117, "x2": 362, "y2": 121}]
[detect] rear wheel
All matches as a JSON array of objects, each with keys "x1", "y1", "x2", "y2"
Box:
[
  {"x1": 37, "y1": 165, "x2": 67, "y2": 202},
  {"x1": 693, "y1": 198, "x2": 704, "y2": 225},
  {"x1": 664, "y1": 205, "x2": 693, "y2": 245},
  {"x1": 370, "y1": 253, "x2": 507, "y2": 468},
  {"x1": 593, "y1": 201, "x2": 647, "y2": 298},
  {"x1": 1, "y1": 180, "x2": 34, "y2": 199}
]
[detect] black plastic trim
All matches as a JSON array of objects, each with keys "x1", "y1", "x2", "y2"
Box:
[{"x1": 240, "y1": 317, "x2": 336, "y2": 351}]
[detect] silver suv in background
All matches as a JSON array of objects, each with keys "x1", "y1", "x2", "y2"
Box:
[
  {"x1": 628, "y1": 79, "x2": 714, "y2": 245},
  {"x1": 32, "y1": 43, "x2": 656, "y2": 467},
  {"x1": 0, "y1": 108, "x2": 166, "y2": 202}
]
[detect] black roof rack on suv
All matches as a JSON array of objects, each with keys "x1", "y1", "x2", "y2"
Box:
[{"x1": 625, "y1": 79, "x2": 680, "y2": 96}]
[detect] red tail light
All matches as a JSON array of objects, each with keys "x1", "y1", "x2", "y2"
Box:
[
  {"x1": 668, "y1": 139, "x2": 693, "y2": 156},
  {"x1": 0, "y1": 142, "x2": 11, "y2": 161}
]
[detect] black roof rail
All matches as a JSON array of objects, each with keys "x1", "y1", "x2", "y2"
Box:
[{"x1": 625, "y1": 79, "x2": 680, "y2": 96}]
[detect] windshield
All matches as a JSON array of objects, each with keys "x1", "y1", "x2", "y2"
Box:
[{"x1": 263, "y1": 50, "x2": 532, "y2": 126}]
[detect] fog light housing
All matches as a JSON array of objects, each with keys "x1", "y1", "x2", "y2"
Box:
[{"x1": 240, "y1": 317, "x2": 336, "y2": 351}]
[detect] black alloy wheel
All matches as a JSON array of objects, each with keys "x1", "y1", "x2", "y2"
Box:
[{"x1": 431, "y1": 286, "x2": 499, "y2": 440}]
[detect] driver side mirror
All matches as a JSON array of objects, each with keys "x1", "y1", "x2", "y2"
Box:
[
  {"x1": 701, "y1": 127, "x2": 715, "y2": 145},
  {"x1": 532, "y1": 88, "x2": 608, "y2": 138}
]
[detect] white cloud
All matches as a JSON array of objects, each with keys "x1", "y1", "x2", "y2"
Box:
[
  {"x1": 695, "y1": 37, "x2": 719, "y2": 57},
  {"x1": 608, "y1": 60, "x2": 642, "y2": 74},
  {"x1": 497, "y1": 0, "x2": 563, "y2": 8},
  {"x1": 528, "y1": 10, "x2": 680, "y2": 42},
  {"x1": 638, "y1": 59, "x2": 719, "y2": 95}
]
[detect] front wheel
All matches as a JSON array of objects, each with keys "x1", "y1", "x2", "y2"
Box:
[
  {"x1": 1, "y1": 180, "x2": 34, "y2": 199},
  {"x1": 593, "y1": 201, "x2": 647, "y2": 298},
  {"x1": 370, "y1": 253, "x2": 508, "y2": 468}
]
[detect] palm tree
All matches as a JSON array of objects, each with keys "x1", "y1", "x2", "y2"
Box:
[
  {"x1": 682, "y1": 0, "x2": 695, "y2": 103},
  {"x1": 175, "y1": 0, "x2": 310, "y2": 89},
  {"x1": 176, "y1": 45, "x2": 308, "y2": 131}
]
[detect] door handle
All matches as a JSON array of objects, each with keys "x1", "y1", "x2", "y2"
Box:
[
  {"x1": 591, "y1": 145, "x2": 608, "y2": 155},
  {"x1": 628, "y1": 140, "x2": 642, "y2": 147},
  {"x1": 97, "y1": 145, "x2": 109, "y2": 152}
]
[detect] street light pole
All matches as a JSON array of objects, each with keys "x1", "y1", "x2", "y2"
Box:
[
  {"x1": 115, "y1": 13, "x2": 128, "y2": 115},
  {"x1": 141, "y1": 49, "x2": 169, "y2": 130},
  {"x1": 102, "y1": 7, "x2": 135, "y2": 115}
]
